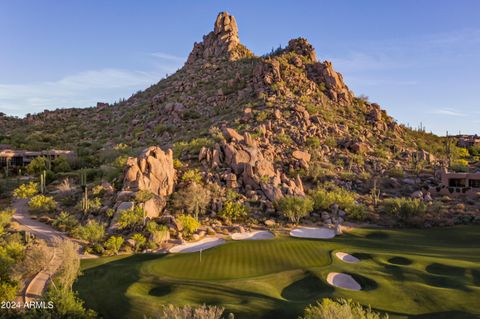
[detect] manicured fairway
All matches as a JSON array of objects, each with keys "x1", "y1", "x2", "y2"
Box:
[{"x1": 75, "y1": 226, "x2": 480, "y2": 319}]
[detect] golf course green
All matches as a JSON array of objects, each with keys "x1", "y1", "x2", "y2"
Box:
[{"x1": 75, "y1": 226, "x2": 480, "y2": 319}]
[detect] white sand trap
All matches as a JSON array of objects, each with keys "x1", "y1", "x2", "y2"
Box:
[
  {"x1": 231, "y1": 230, "x2": 274, "y2": 240},
  {"x1": 327, "y1": 272, "x2": 361, "y2": 290},
  {"x1": 335, "y1": 252, "x2": 360, "y2": 263},
  {"x1": 169, "y1": 237, "x2": 225, "y2": 253},
  {"x1": 290, "y1": 227, "x2": 335, "y2": 239}
]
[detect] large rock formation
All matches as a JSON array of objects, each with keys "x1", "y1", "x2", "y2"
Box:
[
  {"x1": 186, "y1": 11, "x2": 252, "y2": 64},
  {"x1": 122, "y1": 146, "x2": 176, "y2": 217}
]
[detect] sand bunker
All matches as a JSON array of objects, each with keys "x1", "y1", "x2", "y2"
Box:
[
  {"x1": 290, "y1": 227, "x2": 335, "y2": 239},
  {"x1": 169, "y1": 237, "x2": 225, "y2": 253},
  {"x1": 231, "y1": 230, "x2": 274, "y2": 240},
  {"x1": 335, "y1": 252, "x2": 360, "y2": 263},
  {"x1": 326, "y1": 272, "x2": 361, "y2": 290}
]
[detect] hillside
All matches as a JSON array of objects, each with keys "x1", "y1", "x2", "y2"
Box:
[{"x1": 2, "y1": 12, "x2": 460, "y2": 226}]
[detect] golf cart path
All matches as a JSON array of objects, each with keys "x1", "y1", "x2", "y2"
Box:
[{"x1": 12, "y1": 199, "x2": 88, "y2": 302}]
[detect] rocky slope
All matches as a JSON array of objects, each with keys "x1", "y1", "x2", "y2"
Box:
[{"x1": 1, "y1": 12, "x2": 448, "y2": 220}]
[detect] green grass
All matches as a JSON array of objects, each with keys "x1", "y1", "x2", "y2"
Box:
[{"x1": 75, "y1": 226, "x2": 480, "y2": 319}]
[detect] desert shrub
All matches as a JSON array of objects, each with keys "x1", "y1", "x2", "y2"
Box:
[
  {"x1": 13, "y1": 181, "x2": 38, "y2": 199},
  {"x1": 275, "y1": 196, "x2": 314, "y2": 224},
  {"x1": 52, "y1": 211, "x2": 78, "y2": 232},
  {"x1": 0, "y1": 208, "x2": 15, "y2": 234},
  {"x1": 451, "y1": 159, "x2": 469, "y2": 172},
  {"x1": 113, "y1": 155, "x2": 129, "y2": 169},
  {"x1": 177, "y1": 215, "x2": 200, "y2": 237},
  {"x1": 52, "y1": 156, "x2": 71, "y2": 173},
  {"x1": 117, "y1": 206, "x2": 144, "y2": 230},
  {"x1": 209, "y1": 126, "x2": 225, "y2": 143},
  {"x1": 173, "y1": 137, "x2": 214, "y2": 157},
  {"x1": 71, "y1": 221, "x2": 105, "y2": 244},
  {"x1": 173, "y1": 159, "x2": 184, "y2": 169},
  {"x1": 26, "y1": 156, "x2": 48, "y2": 175},
  {"x1": 301, "y1": 298, "x2": 388, "y2": 319},
  {"x1": 306, "y1": 137, "x2": 322, "y2": 148},
  {"x1": 380, "y1": 198, "x2": 427, "y2": 222},
  {"x1": 28, "y1": 195, "x2": 57, "y2": 214},
  {"x1": 57, "y1": 178, "x2": 76, "y2": 193},
  {"x1": 386, "y1": 167, "x2": 404, "y2": 178},
  {"x1": 218, "y1": 201, "x2": 248, "y2": 222},
  {"x1": 182, "y1": 169, "x2": 203, "y2": 184},
  {"x1": 346, "y1": 204, "x2": 369, "y2": 221},
  {"x1": 309, "y1": 187, "x2": 356, "y2": 211},
  {"x1": 173, "y1": 182, "x2": 211, "y2": 219},
  {"x1": 104, "y1": 236, "x2": 124, "y2": 255},
  {"x1": 155, "y1": 304, "x2": 225, "y2": 319},
  {"x1": 275, "y1": 132, "x2": 293, "y2": 145},
  {"x1": 131, "y1": 233, "x2": 146, "y2": 252},
  {"x1": 135, "y1": 190, "x2": 154, "y2": 203}
]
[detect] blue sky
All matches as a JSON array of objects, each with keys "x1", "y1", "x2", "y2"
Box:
[{"x1": 1, "y1": 0, "x2": 479, "y2": 135}]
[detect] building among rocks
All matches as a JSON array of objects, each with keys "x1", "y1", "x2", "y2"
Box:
[
  {"x1": 456, "y1": 135, "x2": 480, "y2": 148},
  {"x1": 0, "y1": 147, "x2": 74, "y2": 168},
  {"x1": 432, "y1": 167, "x2": 480, "y2": 196}
]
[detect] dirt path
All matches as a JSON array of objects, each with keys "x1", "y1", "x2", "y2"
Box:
[{"x1": 12, "y1": 199, "x2": 88, "y2": 302}]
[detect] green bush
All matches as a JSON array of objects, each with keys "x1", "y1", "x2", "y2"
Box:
[
  {"x1": 275, "y1": 196, "x2": 314, "y2": 224},
  {"x1": 71, "y1": 221, "x2": 105, "y2": 244},
  {"x1": 181, "y1": 169, "x2": 203, "y2": 184},
  {"x1": 131, "y1": 233, "x2": 146, "y2": 252},
  {"x1": 52, "y1": 211, "x2": 78, "y2": 232},
  {"x1": 218, "y1": 201, "x2": 248, "y2": 222},
  {"x1": 177, "y1": 214, "x2": 200, "y2": 237},
  {"x1": 117, "y1": 206, "x2": 144, "y2": 230},
  {"x1": 26, "y1": 156, "x2": 48, "y2": 175},
  {"x1": 28, "y1": 195, "x2": 57, "y2": 214},
  {"x1": 135, "y1": 190, "x2": 154, "y2": 203},
  {"x1": 12, "y1": 181, "x2": 38, "y2": 199},
  {"x1": 104, "y1": 236, "x2": 124, "y2": 255},
  {"x1": 0, "y1": 208, "x2": 15, "y2": 234},
  {"x1": 301, "y1": 298, "x2": 388, "y2": 319},
  {"x1": 309, "y1": 187, "x2": 356, "y2": 212},
  {"x1": 380, "y1": 198, "x2": 427, "y2": 222},
  {"x1": 52, "y1": 156, "x2": 71, "y2": 173}
]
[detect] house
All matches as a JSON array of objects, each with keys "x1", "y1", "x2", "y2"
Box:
[
  {"x1": 432, "y1": 167, "x2": 480, "y2": 196},
  {"x1": 0, "y1": 149, "x2": 75, "y2": 169},
  {"x1": 456, "y1": 135, "x2": 480, "y2": 148}
]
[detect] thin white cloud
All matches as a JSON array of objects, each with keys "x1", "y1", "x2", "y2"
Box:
[
  {"x1": 0, "y1": 52, "x2": 185, "y2": 116},
  {"x1": 150, "y1": 52, "x2": 186, "y2": 62},
  {"x1": 431, "y1": 108, "x2": 467, "y2": 117}
]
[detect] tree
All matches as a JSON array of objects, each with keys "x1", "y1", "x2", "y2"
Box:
[
  {"x1": 301, "y1": 298, "x2": 388, "y2": 319},
  {"x1": 26, "y1": 156, "x2": 48, "y2": 175},
  {"x1": 12, "y1": 181, "x2": 38, "y2": 199},
  {"x1": 53, "y1": 239, "x2": 80, "y2": 292},
  {"x1": 173, "y1": 182, "x2": 211, "y2": 219},
  {"x1": 104, "y1": 236, "x2": 124, "y2": 255},
  {"x1": 19, "y1": 240, "x2": 52, "y2": 277},
  {"x1": 275, "y1": 196, "x2": 314, "y2": 224},
  {"x1": 131, "y1": 233, "x2": 146, "y2": 252}
]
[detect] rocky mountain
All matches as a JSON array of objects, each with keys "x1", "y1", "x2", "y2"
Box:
[{"x1": 1, "y1": 12, "x2": 445, "y2": 207}]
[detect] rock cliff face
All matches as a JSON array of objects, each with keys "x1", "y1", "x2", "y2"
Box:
[
  {"x1": 186, "y1": 12, "x2": 252, "y2": 64},
  {"x1": 122, "y1": 146, "x2": 176, "y2": 217}
]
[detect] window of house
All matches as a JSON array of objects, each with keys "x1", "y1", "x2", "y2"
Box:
[
  {"x1": 469, "y1": 179, "x2": 480, "y2": 188},
  {"x1": 449, "y1": 178, "x2": 466, "y2": 187}
]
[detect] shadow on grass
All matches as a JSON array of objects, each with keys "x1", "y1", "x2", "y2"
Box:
[
  {"x1": 471, "y1": 269, "x2": 480, "y2": 286},
  {"x1": 409, "y1": 310, "x2": 480, "y2": 319},
  {"x1": 345, "y1": 273, "x2": 378, "y2": 291},
  {"x1": 389, "y1": 256, "x2": 413, "y2": 265},
  {"x1": 75, "y1": 254, "x2": 164, "y2": 319},
  {"x1": 426, "y1": 263, "x2": 466, "y2": 277},
  {"x1": 281, "y1": 271, "x2": 332, "y2": 301}
]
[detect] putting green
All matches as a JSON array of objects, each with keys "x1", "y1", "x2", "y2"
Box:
[{"x1": 75, "y1": 226, "x2": 480, "y2": 319}]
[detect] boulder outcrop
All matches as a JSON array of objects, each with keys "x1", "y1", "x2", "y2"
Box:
[{"x1": 122, "y1": 146, "x2": 176, "y2": 217}]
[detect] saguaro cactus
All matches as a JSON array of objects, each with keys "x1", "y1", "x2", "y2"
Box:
[
  {"x1": 40, "y1": 170, "x2": 47, "y2": 194},
  {"x1": 80, "y1": 170, "x2": 89, "y2": 214}
]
